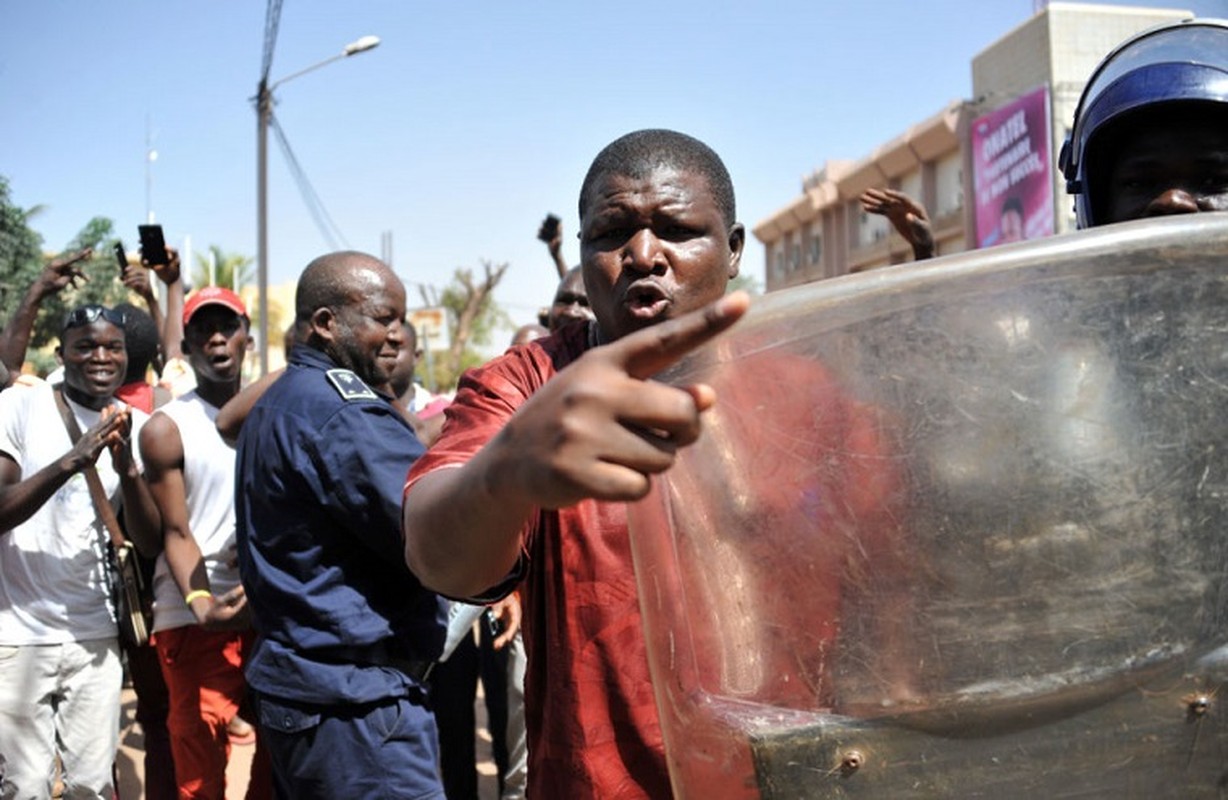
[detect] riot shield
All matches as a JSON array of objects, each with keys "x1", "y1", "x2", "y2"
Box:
[{"x1": 627, "y1": 214, "x2": 1228, "y2": 799}]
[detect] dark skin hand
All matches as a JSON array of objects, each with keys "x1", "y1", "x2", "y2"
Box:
[
  {"x1": 143, "y1": 247, "x2": 181, "y2": 286},
  {"x1": 102, "y1": 405, "x2": 138, "y2": 474},
  {"x1": 122, "y1": 264, "x2": 156, "y2": 305},
  {"x1": 0, "y1": 248, "x2": 92, "y2": 378},
  {"x1": 102, "y1": 405, "x2": 163, "y2": 558},
  {"x1": 74, "y1": 405, "x2": 133, "y2": 473},
  {"x1": 859, "y1": 188, "x2": 935, "y2": 260},
  {"x1": 490, "y1": 313, "x2": 735, "y2": 506},
  {"x1": 404, "y1": 291, "x2": 750, "y2": 598},
  {"x1": 0, "y1": 405, "x2": 130, "y2": 535},
  {"x1": 121, "y1": 263, "x2": 169, "y2": 377},
  {"x1": 40, "y1": 248, "x2": 92, "y2": 292},
  {"x1": 192, "y1": 583, "x2": 249, "y2": 629}
]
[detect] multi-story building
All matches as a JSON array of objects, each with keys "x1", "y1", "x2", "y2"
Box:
[{"x1": 755, "y1": 2, "x2": 1191, "y2": 292}]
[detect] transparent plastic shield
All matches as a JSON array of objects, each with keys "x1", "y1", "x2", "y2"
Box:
[{"x1": 628, "y1": 214, "x2": 1228, "y2": 799}]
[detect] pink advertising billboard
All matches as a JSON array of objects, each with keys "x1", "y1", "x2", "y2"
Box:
[{"x1": 971, "y1": 84, "x2": 1054, "y2": 248}]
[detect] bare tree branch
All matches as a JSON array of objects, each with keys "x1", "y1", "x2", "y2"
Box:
[{"x1": 444, "y1": 260, "x2": 509, "y2": 380}]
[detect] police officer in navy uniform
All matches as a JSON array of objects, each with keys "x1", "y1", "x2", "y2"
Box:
[{"x1": 235, "y1": 251, "x2": 446, "y2": 799}]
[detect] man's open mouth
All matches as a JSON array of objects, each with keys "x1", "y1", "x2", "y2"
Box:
[{"x1": 625, "y1": 283, "x2": 671, "y2": 318}]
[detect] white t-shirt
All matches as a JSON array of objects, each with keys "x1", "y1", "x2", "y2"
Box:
[
  {"x1": 147, "y1": 391, "x2": 242, "y2": 632},
  {"x1": 0, "y1": 382, "x2": 147, "y2": 644}
]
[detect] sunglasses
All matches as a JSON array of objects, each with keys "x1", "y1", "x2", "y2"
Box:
[{"x1": 62, "y1": 305, "x2": 126, "y2": 333}]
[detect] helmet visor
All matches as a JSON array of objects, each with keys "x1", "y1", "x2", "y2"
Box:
[{"x1": 1081, "y1": 22, "x2": 1228, "y2": 119}]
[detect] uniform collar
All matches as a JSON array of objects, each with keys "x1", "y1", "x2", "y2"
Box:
[
  {"x1": 289, "y1": 345, "x2": 396, "y2": 403},
  {"x1": 289, "y1": 345, "x2": 337, "y2": 370}
]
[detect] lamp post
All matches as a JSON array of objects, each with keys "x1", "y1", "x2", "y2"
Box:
[{"x1": 255, "y1": 34, "x2": 380, "y2": 375}]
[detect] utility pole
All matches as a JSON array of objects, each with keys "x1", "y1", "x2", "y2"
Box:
[
  {"x1": 256, "y1": 78, "x2": 272, "y2": 375},
  {"x1": 253, "y1": 35, "x2": 380, "y2": 376}
]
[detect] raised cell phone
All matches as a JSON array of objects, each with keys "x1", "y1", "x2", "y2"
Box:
[
  {"x1": 113, "y1": 241, "x2": 127, "y2": 274},
  {"x1": 138, "y1": 224, "x2": 169, "y2": 265},
  {"x1": 538, "y1": 214, "x2": 561, "y2": 242}
]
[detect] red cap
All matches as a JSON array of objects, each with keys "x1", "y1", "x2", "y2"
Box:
[{"x1": 183, "y1": 287, "x2": 248, "y2": 327}]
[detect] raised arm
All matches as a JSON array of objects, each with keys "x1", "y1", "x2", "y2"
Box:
[
  {"x1": 0, "y1": 249, "x2": 90, "y2": 378},
  {"x1": 403, "y1": 292, "x2": 749, "y2": 597},
  {"x1": 537, "y1": 214, "x2": 568, "y2": 280},
  {"x1": 122, "y1": 264, "x2": 166, "y2": 375},
  {"x1": 859, "y1": 188, "x2": 935, "y2": 261},
  {"x1": 147, "y1": 247, "x2": 184, "y2": 362}
]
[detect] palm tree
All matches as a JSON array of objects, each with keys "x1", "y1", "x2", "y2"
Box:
[{"x1": 191, "y1": 245, "x2": 253, "y2": 292}]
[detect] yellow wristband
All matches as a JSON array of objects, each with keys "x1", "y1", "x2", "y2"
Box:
[{"x1": 184, "y1": 590, "x2": 213, "y2": 606}]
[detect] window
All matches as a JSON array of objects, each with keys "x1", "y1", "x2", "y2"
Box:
[
  {"x1": 935, "y1": 152, "x2": 963, "y2": 216},
  {"x1": 900, "y1": 170, "x2": 922, "y2": 202}
]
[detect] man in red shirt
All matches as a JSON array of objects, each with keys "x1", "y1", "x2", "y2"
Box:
[{"x1": 404, "y1": 129, "x2": 748, "y2": 798}]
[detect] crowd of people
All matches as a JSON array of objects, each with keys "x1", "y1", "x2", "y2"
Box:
[{"x1": 0, "y1": 18, "x2": 1226, "y2": 799}]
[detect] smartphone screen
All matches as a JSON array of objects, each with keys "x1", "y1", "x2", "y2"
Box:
[
  {"x1": 138, "y1": 224, "x2": 169, "y2": 265},
  {"x1": 113, "y1": 241, "x2": 127, "y2": 274}
]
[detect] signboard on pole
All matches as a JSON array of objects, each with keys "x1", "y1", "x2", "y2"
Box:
[
  {"x1": 409, "y1": 307, "x2": 449, "y2": 352},
  {"x1": 971, "y1": 84, "x2": 1054, "y2": 248}
]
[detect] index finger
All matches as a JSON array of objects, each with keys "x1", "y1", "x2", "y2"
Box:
[
  {"x1": 605, "y1": 291, "x2": 749, "y2": 380},
  {"x1": 51, "y1": 248, "x2": 92, "y2": 269}
]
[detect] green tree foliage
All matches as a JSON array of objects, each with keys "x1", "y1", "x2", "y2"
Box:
[
  {"x1": 0, "y1": 177, "x2": 46, "y2": 324},
  {"x1": 191, "y1": 245, "x2": 253, "y2": 292},
  {"x1": 0, "y1": 176, "x2": 138, "y2": 374},
  {"x1": 727, "y1": 272, "x2": 761, "y2": 295},
  {"x1": 188, "y1": 245, "x2": 279, "y2": 363},
  {"x1": 29, "y1": 216, "x2": 132, "y2": 349}
]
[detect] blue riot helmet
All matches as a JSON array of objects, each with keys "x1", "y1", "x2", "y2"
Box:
[{"x1": 1059, "y1": 19, "x2": 1228, "y2": 228}]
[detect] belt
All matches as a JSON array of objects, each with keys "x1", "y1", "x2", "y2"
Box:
[{"x1": 314, "y1": 643, "x2": 435, "y2": 683}]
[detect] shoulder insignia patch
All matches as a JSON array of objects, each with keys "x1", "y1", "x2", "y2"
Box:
[{"x1": 325, "y1": 369, "x2": 378, "y2": 401}]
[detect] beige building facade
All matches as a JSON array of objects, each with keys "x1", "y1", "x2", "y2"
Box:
[{"x1": 755, "y1": 2, "x2": 1191, "y2": 292}]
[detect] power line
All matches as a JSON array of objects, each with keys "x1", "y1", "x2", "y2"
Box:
[
  {"x1": 260, "y1": 0, "x2": 284, "y2": 84},
  {"x1": 269, "y1": 112, "x2": 350, "y2": 251}
]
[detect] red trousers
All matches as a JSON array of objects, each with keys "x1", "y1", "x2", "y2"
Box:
[{"x1": 154, "y1": 627, "x2": 271, "y2": 800}]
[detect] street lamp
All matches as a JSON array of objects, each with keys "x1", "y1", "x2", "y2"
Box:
[{"x1": 255, "y1": 34, "x2": 380, "y2": 375}]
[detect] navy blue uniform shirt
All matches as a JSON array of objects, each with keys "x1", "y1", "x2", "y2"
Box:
[{"x1": 235, "y1": 346, "x2": 445, "y2": 706}]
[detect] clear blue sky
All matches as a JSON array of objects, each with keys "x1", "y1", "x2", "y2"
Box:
[{"x1": 3, "y1": 0, "x2": 1225, "y2": 332}]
